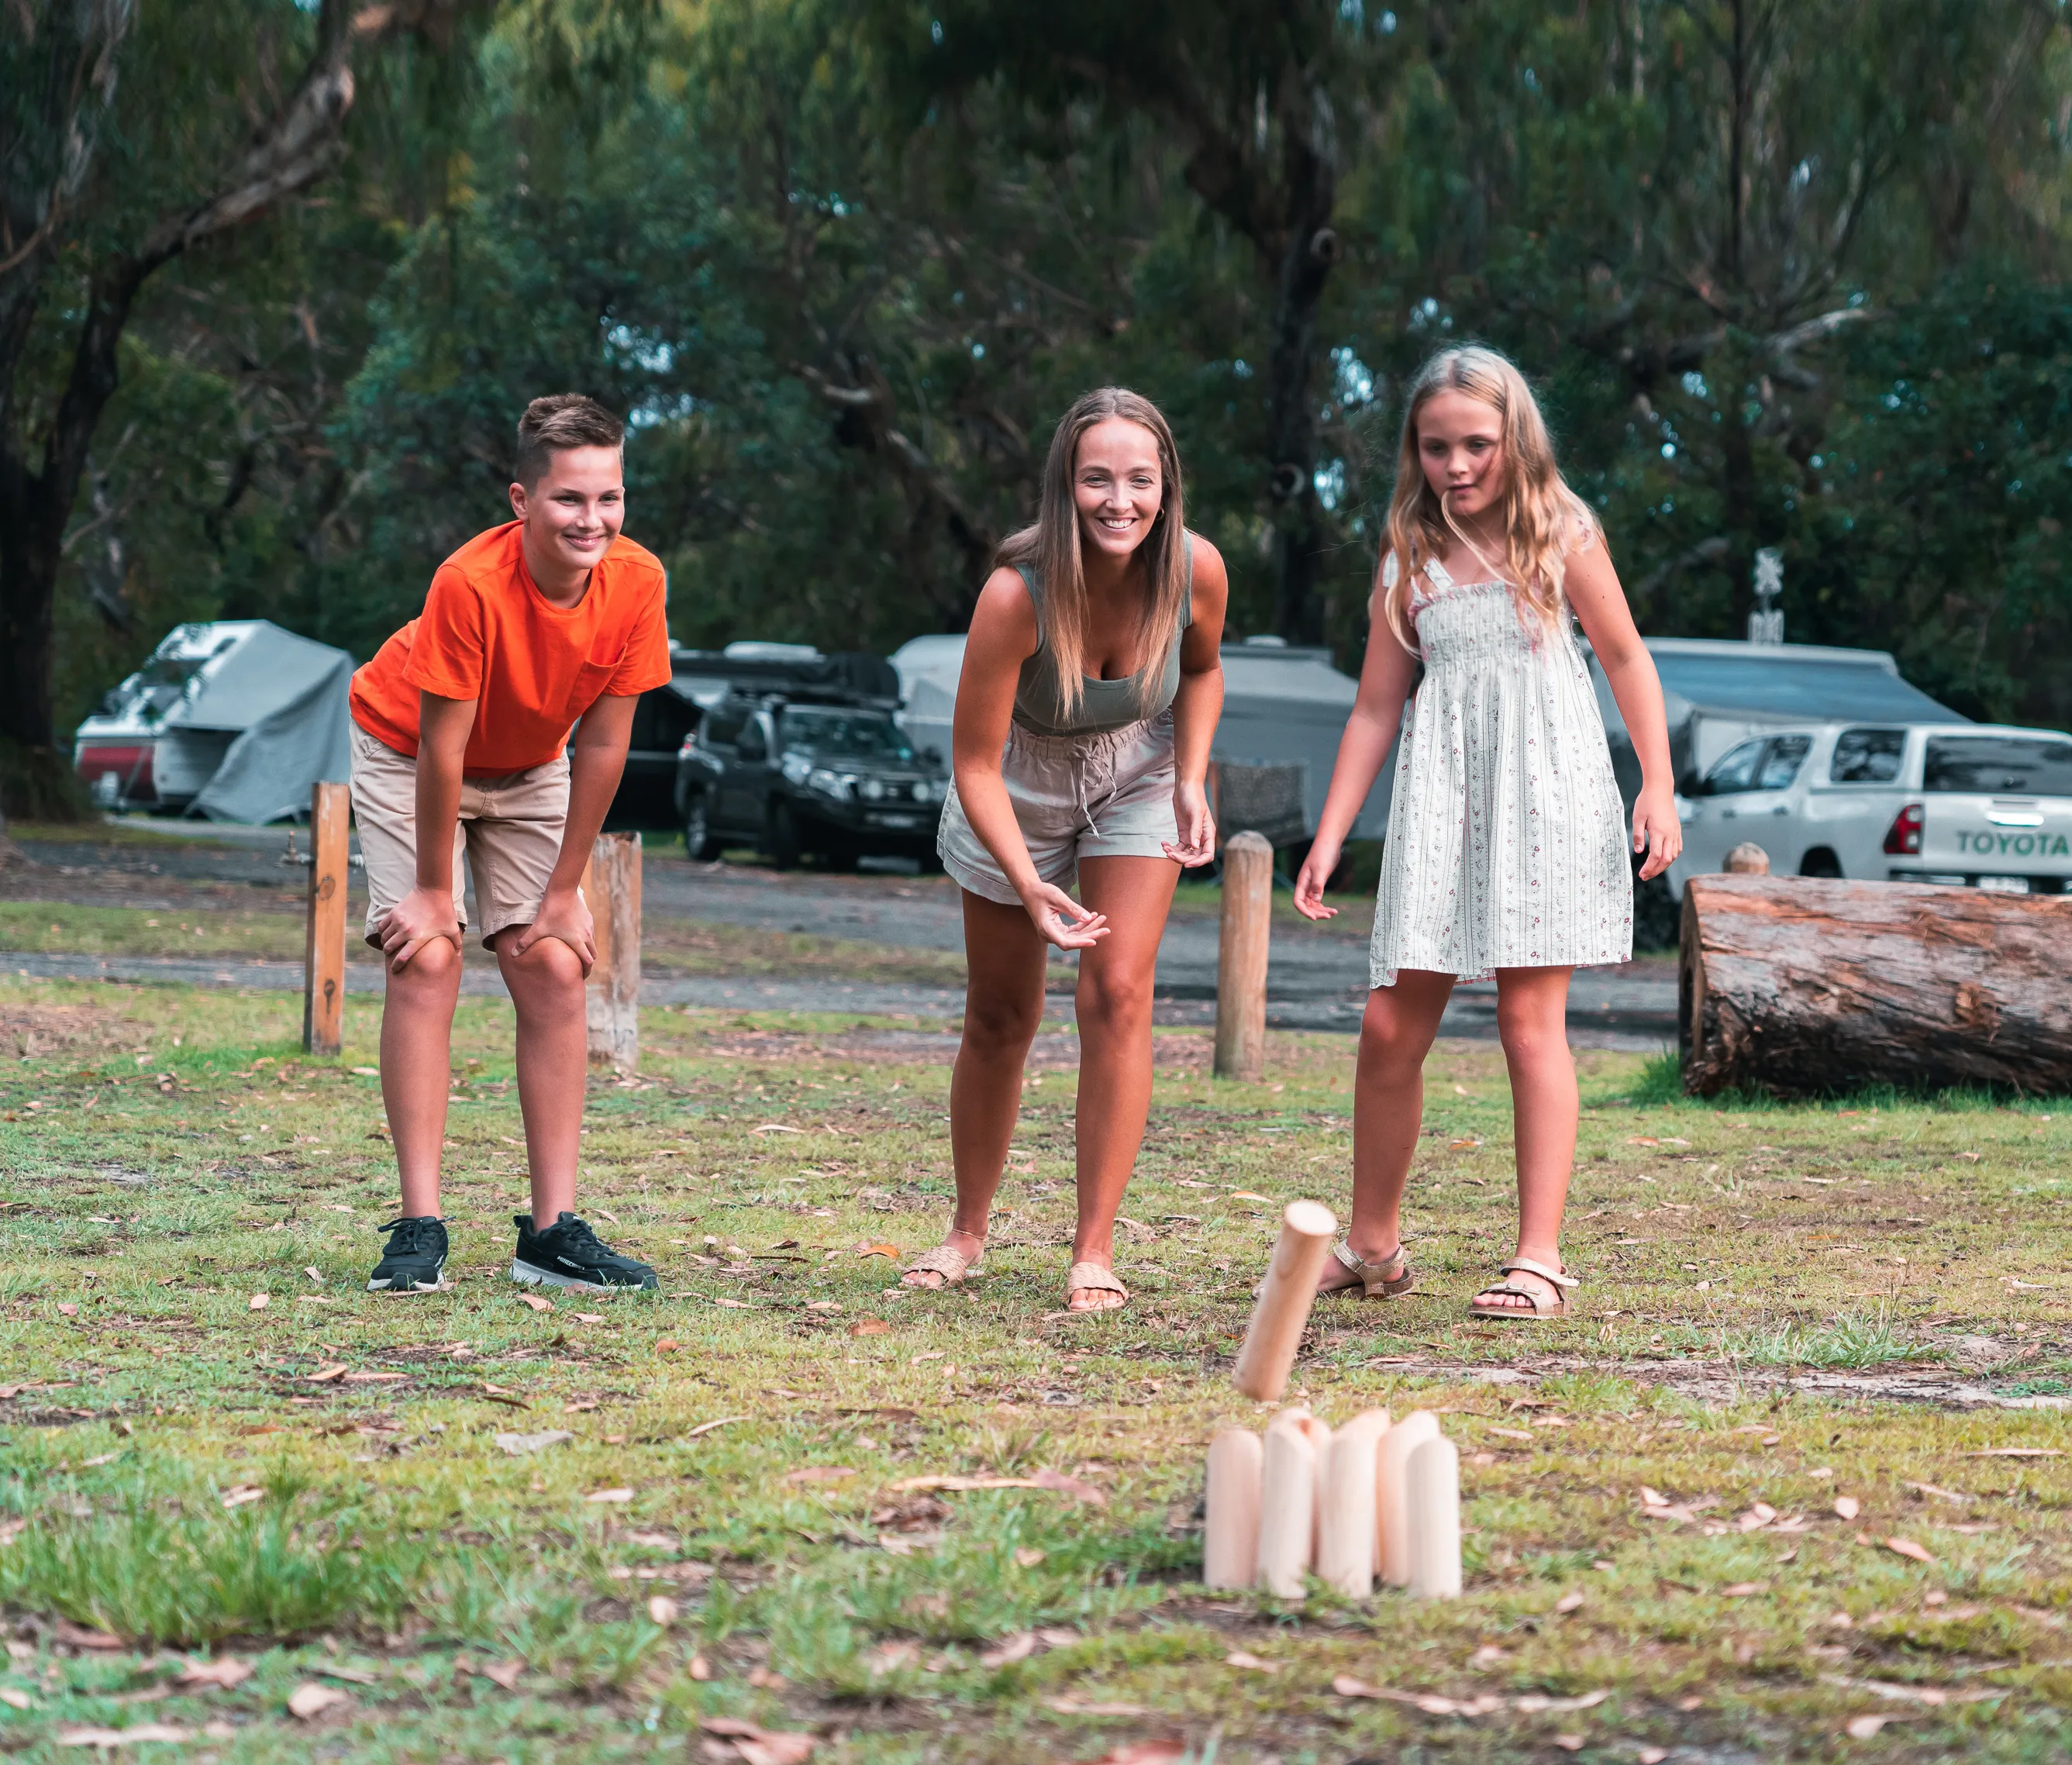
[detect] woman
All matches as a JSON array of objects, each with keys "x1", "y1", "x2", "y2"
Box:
[
  {"x1": 904, "y1": 388, "x2": 1228, "y2": 1312},
  {"x1": 1293, "y1": 344, "x2": 1679, "y2": 1319}
]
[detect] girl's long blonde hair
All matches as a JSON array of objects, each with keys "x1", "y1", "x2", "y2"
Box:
[
  {"x1": 996, "y1": 387, "x2": 1188, "y2": 721},
  {"x1": 1380, "y1": 345, "x2": 1601, "y2": 652}
]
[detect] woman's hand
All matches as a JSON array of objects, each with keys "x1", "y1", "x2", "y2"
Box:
[
  {"x1": 1632, "y1": 784, "x2": 1683, "y2": 881},
  {"x1": 1292, "y1": 839, "x2": 1342, "y2": 922},
  {"x1": 1019, "y1": 880, "x2": 1109, "y2": 951},
  {"x1": 378, "y1": 885, "x2": 463, "y2": 969},
  {"x1": 1163, "y1": 779, "x2": 1215, "y2": 867}
]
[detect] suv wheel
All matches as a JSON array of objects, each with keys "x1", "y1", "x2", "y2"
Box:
[
  {"x1": 683, "y1": 795, "x2": 721, "y2": 861},
  {"x1": 768, "y1": 802, "x2": 802, "y2": 870}
]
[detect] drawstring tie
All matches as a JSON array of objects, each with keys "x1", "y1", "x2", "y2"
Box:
[{"x1": 1074, "y1": 732, "x2": 1124, "y2": 838}]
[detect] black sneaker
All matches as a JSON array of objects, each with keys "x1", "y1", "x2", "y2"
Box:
[
  {"x1": 512, "y1": 1212, "x2": 658, "y2": 1292},
  {"x1": 367, "y1": 1215, "x2": 448, "y2": 1292}
]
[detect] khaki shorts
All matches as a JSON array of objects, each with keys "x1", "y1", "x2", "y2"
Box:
[
  {"x1": 349, "y1": 723, "x2": 571, "y2": 946},
  {"x1": 936, "y1": 712, "x2": 1179, "y2": 905}
]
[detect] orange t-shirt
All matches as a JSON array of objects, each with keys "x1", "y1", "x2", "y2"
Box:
[{"x1": 350, "y1": 522, "x2": 671, "y2": 774}]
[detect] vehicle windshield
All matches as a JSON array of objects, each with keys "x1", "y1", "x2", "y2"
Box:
[
  {"x1": 780, "y1": 708, "x2": 915, "y2": 760},
  {"x1": 1923, "y1": 736, "x2": 2072, "y2": 795}
]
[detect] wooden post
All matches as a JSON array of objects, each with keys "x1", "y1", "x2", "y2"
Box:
[
  {"x1": 302, "y1": 781, "x2": 350, "y2": 1057},
  {"x1": 1232, "y1": 1199, "x2": 1336, "y2": 1402},
  {"x1": 1202, "y1": 1427, "x2": 1263, "y2": 1591},
  {"x1": 582, "y1": 831, "x2": 642, "y2": 1071},
  {"x1": 1215, "y1": 829, "x2": 1273, "y2": 1081}
]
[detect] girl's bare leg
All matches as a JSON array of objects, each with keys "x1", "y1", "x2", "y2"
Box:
[
  {"x1": 1485, "y1": 964, "x2": 1578, "y2": 1309},
  {"x1": 1064, "y1": 854, "x2": 1181, "y2": 1310},
  {"x1": 903, "y1": 891, "x2": 1049, "y2": 1288},
  {"x1": 1324, "y1": 969, "x2": 1456, "y2": 1290}
]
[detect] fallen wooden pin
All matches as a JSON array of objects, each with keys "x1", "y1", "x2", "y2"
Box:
[
  {"x1": 1231, "y1": 1199, "x2": 1336, "y2": 1402},
  {"x1": 1204, "y1": 1406, "x2": 1460, "y2": 1601}
]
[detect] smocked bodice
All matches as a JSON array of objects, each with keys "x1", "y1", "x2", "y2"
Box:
[{"x1": 1407, "y1": 558, "x2": 1579, "y2": 676}]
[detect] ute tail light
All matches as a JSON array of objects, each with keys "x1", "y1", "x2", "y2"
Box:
[{"x1": 1883, "y1": 802, "x2": 1925, "y2": 855}]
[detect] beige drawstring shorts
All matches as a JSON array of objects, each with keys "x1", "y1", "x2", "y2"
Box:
[
  {"x1": 349, "y1": 722, "x2": 572, "y2": 946},
  {"x1": 936, "y1": 712, "x2": 1179, "y2": 904}
]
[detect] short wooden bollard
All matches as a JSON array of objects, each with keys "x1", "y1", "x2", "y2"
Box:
[
  {"x1": 1318, "y1": 1408, "x2": 1391, "y2": 1598},
  {"x1": 582, "y1": 831, "x2": 642, "y2": 1071},
  {"x1": 301, "y1": 781, "x2": 350, "y2": 1057},
  {"x1": 1215, "y1": 829, "x2": 1273, "y2": 1081},
  {"x1": 1232, "y1": 1199, "x2": 1336, "y2": 1402},
  {"x1": 1404, "y1": 1435, "x2": 1463, "y2": 1598}
]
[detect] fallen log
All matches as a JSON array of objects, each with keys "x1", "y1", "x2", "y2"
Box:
[{"x1": 1678, "y1": 874, "x2": 2072, "y2": 1098}]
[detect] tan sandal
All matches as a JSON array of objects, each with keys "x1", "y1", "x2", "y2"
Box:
[
  {"x1": 1326, "y1": 1241, "x2": 1415, "y2": 1298},
  {"x1": 901, "y1": 1240, "x2": 983, "y2": 1289},
  {"x1": 1468, "y1": 1256, "x2": 1577, "y2": 1321},
  {"x1": 1064, "y1": 1261, "x2": 1129, "y2": 1313}
]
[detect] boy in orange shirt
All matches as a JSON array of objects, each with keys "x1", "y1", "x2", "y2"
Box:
[{"x1": 349, "y1": 395, "x2": 671, "y2": 1294}]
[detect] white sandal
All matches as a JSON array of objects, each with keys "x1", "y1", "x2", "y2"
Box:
[
  {"x1": 901, "y1": 1240, "x2": 983, "y2": 1288},
  {"x1": 1064, "y1": 1261, "x2": 1129, "y2": 1313},
  {"x1": 1468, "y1": 1256, "x2": 1577, "y2": 1321},
  {"x1": 1326, "y1": 1241, "x2": 1415, "y2": 1299}
]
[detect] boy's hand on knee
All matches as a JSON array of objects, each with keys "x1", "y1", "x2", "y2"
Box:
[
  {"x1": 378, "y1": 886, "x2": 463, "y2": 968},
  {"x1": 505, "y1": 885, "x2": 596, "y2": 977}
]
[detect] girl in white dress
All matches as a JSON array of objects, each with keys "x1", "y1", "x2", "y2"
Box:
[{"x1": 1292, "y1": 346, "x2": 1681, "y2": 1319}]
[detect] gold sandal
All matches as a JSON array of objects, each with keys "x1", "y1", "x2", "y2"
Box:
[
  {"x1": 1326, "y1": 1240, "x2": 1415, "y2": 1298},
  {"x1": 1468, "y1": 1256, "x2": 1577, "y2": 1321}
]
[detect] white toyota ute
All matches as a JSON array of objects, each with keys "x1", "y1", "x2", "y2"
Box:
[{"x1": 1668, "y1": 722, "x2": 2072, "y2": 900}]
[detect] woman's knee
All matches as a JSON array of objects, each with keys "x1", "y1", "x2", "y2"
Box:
[
  {"x1": 1077, "y1": 966, "x2": 1153, "y2": 1033},
  {"x1": 963, "y1": 990, "x2": 1042, "y2": 1055}
]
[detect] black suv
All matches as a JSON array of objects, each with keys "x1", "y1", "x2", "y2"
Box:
[{"x1": 676, "y1": 695, "x2": 949, "y2": 869}]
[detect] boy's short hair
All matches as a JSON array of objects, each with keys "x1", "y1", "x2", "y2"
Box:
[{"x1": 514, "y1": 395, "x2": 626, "y2": 489}]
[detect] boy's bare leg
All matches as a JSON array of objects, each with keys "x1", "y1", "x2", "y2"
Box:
[
  {"x1": 382, "y1": 936, "x2": 464, "y2": 1217},
  {"x1": 1326, "y1": 969, "x2": 1454, "y2": 1289},
  {"x1": 495, "y1": 930, "x2": 589, "y2": 1229}
]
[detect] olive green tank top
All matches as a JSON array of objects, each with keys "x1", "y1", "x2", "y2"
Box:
[{"x1": 1012, "y1": 534, "x2": 1195, "y2": 737}]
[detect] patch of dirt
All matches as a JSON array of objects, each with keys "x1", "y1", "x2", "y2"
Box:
[
  {"x1": 0, "y1": 998, "x2": 144, "y2": 1060},
  {"x1": 691, "y1": 1026, "x2": 1215, "y2": 1072}
]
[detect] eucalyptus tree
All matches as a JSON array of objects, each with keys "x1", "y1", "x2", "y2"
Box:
[{"x1": 0, "y1": 0, "x2": 484, "y2": 812}]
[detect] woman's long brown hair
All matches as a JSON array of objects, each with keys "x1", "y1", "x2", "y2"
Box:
[{"x1": 996, "y1": 387, "x2": 1188, "y2": 722}]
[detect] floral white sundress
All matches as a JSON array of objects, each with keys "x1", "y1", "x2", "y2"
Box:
[{"x1": 1368, "y1": 553, "x2": 1632, "y2": 988}]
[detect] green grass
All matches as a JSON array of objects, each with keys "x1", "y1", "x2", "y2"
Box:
[{"x1": 0, "y1": 977, "x2": 2068, "y2": 1760}]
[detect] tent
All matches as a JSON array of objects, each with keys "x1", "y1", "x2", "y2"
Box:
[
  {"x1": 887, "y1": 633, "x2": 1391, "y2": 843},
  {"x1": 73, "y1": 620, "x2": 353, "y2": 824}
]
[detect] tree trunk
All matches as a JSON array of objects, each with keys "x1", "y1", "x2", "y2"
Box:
[
  {"x1": 1679, "y1": 874, "x2": 2072, "y2": 1097},
  {"x1": 1265, "y1": 216, "x2": 1333, "y2": 644}
]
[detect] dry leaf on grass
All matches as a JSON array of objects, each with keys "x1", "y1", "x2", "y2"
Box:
[
  {"x1": 1224, "y1": 1650, "x2": 1277, "y2": 1672},
  {"x1": 1846, "y1": 1715, "x2": 1894, "y2": 1739},
  {"x1": 684, "y1": 1415, "x2": 749, "y2": 1439},
  {"x1": 688, "y1": 1653, "x2": 712, "y2": 1681},
  {"x1": 175, "y1": 1657, "x2": 253, "y2": 1689},
  {"x1": 287, "y1": 1682, "x2": 350, "y2": 1719},
  {"x1": 856, "y1": 1243, "x2": 901, "y2": 1260},
  {"x1": 516, "y1": 1293, "x2": 554, "y2": 1313},
  {"x1": 887, "y1": 1469, "x2": 1105, "y2": 1506},
  {"x1": 56, "y1": 1725, "x2": 194, "y2": 1747},
  {"x1": 702, "y1": 1715, "x2": 817, "y2": 1764},
  {"x1": 305, "y1": 1363, "x2": 348, "y2": 1384},
  {"x1": 647, "y1": 1596, "x2": 678, "y2": 1625},
  {"x1": 978, "y1": 1632, "x2": 1036, "y2": 1669},
  {"x1": 848, "y1": 1319, "x2": 891, "y2": 1336},
  {"x1": 1043, "y1": 1698, "x2": 1150, "y2": 1717},
  {"x1": 480, "y1": 1660, "x2": 525, "y2": 1690},
  {"x1": 584, "y1": 1487, "x2": 635, "y2": 1504},
  {"x1": 752, "y1": 1123, "x2": 805, "y2": 1136},
  {"x1": 1553, "y1": 1591, "x2": 1585, "y2": 1614},
  {"x1": 1833, "y1": 1495, "x2": 1861, "y2": 1520},
  {"x1": 1088, "y1": 1745, "x2": 1188, "y2": 1765},
  {"x1": 220, "y1": 1486, "x2": 264, "y2": 1509},
  {"x1": 0, "y1": 1689, "x2": 31, "y2": 1710},
  {"x1": 495, "y1": 1430, "x2": 573, "y2": 1456},
  {"x1": 53, "y1": 1620, "x2": 122, "y2": 1650},
  {"x1": 1013, "y1": 1547, "x2": 1047, "y2": 1568},
  {"x1": 781, "y1": 1466, "x2": 857, "y2": 1485},
  {"x1": 1884, "y1": 1537, "x2": 1936, "y2": 1563}
]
